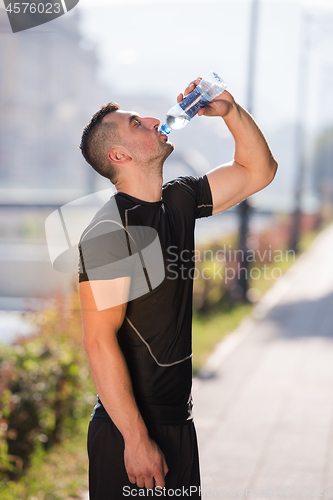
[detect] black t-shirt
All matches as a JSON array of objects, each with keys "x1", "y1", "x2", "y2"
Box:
[{"x1": 78, "y1": 175, "x2": 213, "y2": 425}]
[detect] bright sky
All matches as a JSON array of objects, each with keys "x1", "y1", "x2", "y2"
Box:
[
  {"x1": 77, "y1": 0, "x2": 333, "y2": 135},
  {"x1": 78, "y1": 0, "x2": 333, "y2": 7},
  {"x1": 1, "y1": 0, "x2": 332, "y2": 133}
]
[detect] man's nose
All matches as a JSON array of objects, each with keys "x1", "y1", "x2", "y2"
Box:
[{"x1": 142, "y1": 117, "x2": 160, "y2": 130}]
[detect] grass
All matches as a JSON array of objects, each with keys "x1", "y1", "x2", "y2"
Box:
[
  {"x1": 192, "y1": 304, "x2": 252, "y2": 375},
  {"x1": 0, "y1": 417, "x2": 90, "y2": 500}
]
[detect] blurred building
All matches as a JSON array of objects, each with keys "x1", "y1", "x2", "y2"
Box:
[
  {"x1": 0, "y1": 7, "x2": 109, "y2": 196},
  {"x1": 0, "y1": 7, "x2": 113, "y2": 312}
]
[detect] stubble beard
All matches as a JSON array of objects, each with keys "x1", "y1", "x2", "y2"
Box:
[{"x1": 142, "y1": 141, "x2": 174, "y2": 179}]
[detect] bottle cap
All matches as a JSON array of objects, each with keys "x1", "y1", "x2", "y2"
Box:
[{"x1": 159, "y1": 124, "x2": 171, "y2": 136}]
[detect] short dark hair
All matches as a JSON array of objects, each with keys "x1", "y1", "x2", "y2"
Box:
[{"x1": 79, "y1": 102, "x2": 120, "y2": 184}]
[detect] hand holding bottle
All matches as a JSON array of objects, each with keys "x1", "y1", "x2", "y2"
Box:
[
  {"x1": 177, "y1": 77, "x2": 234, "y2": 118},
  {"x1": 159, "y1": 71, "x2": 227, "y2": 136}
]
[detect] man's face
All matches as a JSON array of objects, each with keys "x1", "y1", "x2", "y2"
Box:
[{"x1": 105, "y1": 110, "x2": 174, "y2": 168}]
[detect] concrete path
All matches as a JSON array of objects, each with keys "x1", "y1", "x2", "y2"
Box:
[{"x1": 192, "y1": 223, "x2": 333, "y2": 500}]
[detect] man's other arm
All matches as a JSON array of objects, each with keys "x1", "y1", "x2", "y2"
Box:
[
  {"x1": 178, "y1": 79, "x2": 278, "y2": 214},
  {"x1": 79, "y1": 278, "x2": 168, "y2": 489}
]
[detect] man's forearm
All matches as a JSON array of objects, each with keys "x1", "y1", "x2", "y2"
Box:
[
  {"x1": 84, "y1": 332, "x2": 168, "y2": 489},
  {"x1": 223, "y1": 101, "x2": 277, "y2": 179},
  {"x1": 86, "y1": 336, "x2": 148, "y2": 444}
]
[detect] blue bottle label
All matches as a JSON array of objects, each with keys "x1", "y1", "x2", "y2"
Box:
[{"x1": 179, "y1": 87, "x2": 210, "y2": 118}]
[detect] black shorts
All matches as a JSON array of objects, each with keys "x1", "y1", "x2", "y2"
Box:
[{"x1": 87, "y1": 418, "x2": 201, "y2": 499}]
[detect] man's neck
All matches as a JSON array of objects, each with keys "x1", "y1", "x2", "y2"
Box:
[{"x1": 115, "y1": 171, "x2": 163, "y2": 203}]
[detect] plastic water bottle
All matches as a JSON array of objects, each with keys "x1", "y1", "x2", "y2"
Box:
[{"x1": 159, "y1": 71, "x2": 227, "y2": 136}]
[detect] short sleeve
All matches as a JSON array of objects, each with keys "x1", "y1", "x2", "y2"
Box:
[
  {"x1": 78, "y1": 221, "x2": 134, "y2": 283},
  {"x1": 189, "y1": 174, "x2": 213, "y2": 219},
  {"x1": 163, "y1": 175, "x2": 213, "y2": 219}
]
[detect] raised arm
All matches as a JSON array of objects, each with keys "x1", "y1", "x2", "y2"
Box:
[
  {"x1": 177, "y1": 78, "x2": 278, "y2": 214},
  {"x1": 79, "y1": 278, "x2": 168, "y2": 489}
]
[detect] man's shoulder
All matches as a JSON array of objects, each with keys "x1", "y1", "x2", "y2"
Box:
[
  {"x1": 162, "y1": 175, "x2": 207, "y2": 203},
  {"x1": 162, "y1": 174, "x2": 209, "y2": 196},
  {"x1": 79, "y1": 194, "x2": 125, "y2": 244},
  {"x1": 162, "y1": 175, "x2": 198, "y2": 192},
  {"x1": 162, "y1": 174, "x2": 213, "y2": 219}
]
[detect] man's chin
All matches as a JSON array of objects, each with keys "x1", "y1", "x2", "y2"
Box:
[{"x1": 164, "y1": 141, "x2": 174, "y2": 158}]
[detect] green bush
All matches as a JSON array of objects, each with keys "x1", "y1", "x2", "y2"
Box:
[
  {"x1": 0, "y1": 291, "x2": 95, "y2": 482},
  {"x1": 192, "y1": 214, "x2": 323, "y2": 314}
]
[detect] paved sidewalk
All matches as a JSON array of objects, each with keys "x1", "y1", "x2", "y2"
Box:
[{"x1": 192, "y1": 223, "x2": 333, "y2": 500}]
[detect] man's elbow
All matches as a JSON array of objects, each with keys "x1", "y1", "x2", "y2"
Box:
[
  {"x1": 83, "y1": 333, "x2": 96, "y2": 354},
  {"x1": 82, "y1": 326, "x2": 119, "y2": 355},
  {"x1": 82, "y1": 328, "x2": 102, "y2": 354},
  {"x1": 268, "y1": 157, "x2": 278, "y2": 183},
  {"x1": 262, "y1": 157, "x2": 278, "y2": 187}
]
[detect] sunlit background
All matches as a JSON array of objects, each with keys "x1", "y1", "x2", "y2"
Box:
[
  {"x1": 0, "y1": 0, "x2": 333, "y2": 333},
  {"x1": 1, "y1": 1, "x2": 333, "y2": 496}
]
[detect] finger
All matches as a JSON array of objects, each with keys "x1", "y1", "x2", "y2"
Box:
[
  {"x1": 128, "y1": 474, "x2": 136, "y2": 484},
  {"x1": 153, "y1": 471, "x2": 165, "y2": 489},
  {"x1": 163, "y1": 458, "x2": 169, "y2": 476},
  {"x1": 198, "y1": 102, "x2": 217, "y2": 116},
  {"x1": 136, "y1": 477, "x2": 145, "y2": 488},
  {"x1": 190, "y1": 77, "x2": 202, "y2": 86},
  {"x1": 144, "y1": 476, "x2": 155, "y2": 490},
  {"x1": 184, "y1": 82, "x2": 195, "y2": 97},
  {"x1": 177, "y1": 92, "x2": 183, "y2": 103},
  {"x1": 197, "y1": 106, "x2": 208, "y2": 116},
  {"x1": 183, "y1": 77, "x2": 202, "y2": 97}
]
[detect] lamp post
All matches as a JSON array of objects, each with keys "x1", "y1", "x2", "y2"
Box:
[
  {"x1": 236, "y1": 0, "x2": 260, "y2": 302},
  {"x1": 289, "y1": 12, "x2": 312, "y2": 254}
]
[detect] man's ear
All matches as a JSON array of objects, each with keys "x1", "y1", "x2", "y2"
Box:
[{"x1": 107, "y1": 148, "x2": 132, "y2": 164}]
